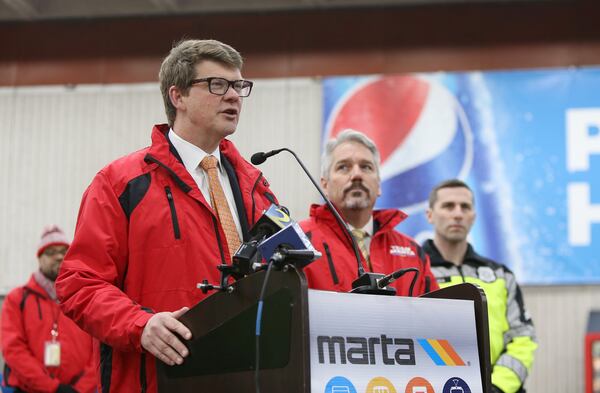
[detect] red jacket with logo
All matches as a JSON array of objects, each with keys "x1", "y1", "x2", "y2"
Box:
[
  {"x1": 55, "y1": 124, "x2": 277, "y2": 393},
  {"x1": 1, "y1": 275, "x2": 95, "y2": 393},
  {"x1": 300, "y1": 204, "x2": 438, "y2": 296}
]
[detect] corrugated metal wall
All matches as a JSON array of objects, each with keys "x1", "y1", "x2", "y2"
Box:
[{"x1": 0, "y1": 79, "x2": 597, "y2": 392}]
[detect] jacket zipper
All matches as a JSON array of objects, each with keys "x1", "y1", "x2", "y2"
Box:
[
  {"x1": 164, "y1": 186, "x2": 181, "y2": 239},
  {"x1": 323, "y1": 242, "x2": 340, "y2": 285},
  {"x1": 458, "y1": 265, "x2": 466, "y2": 283}
]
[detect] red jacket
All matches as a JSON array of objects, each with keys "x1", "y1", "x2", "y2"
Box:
[
  {"x1": 300, "y1": 204, "x2": 439, "y2": 296},
  {"x1": 55, "y1": 124, "x2": 277, "y2": 393},
  {"x1": 1, "y1": 275, "x2": 95, "y2": 393}
]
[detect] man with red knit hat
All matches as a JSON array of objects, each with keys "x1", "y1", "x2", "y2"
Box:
[{"x1": 1, "y1": 225, "x2": 95, "y2": 393}]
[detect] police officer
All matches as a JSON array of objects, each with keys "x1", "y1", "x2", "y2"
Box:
[{"x1": 423, "y1": 179, "x2": 537, "y2": 393}]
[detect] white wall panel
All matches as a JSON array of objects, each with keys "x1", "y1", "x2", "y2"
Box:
[
  {"x1": 522, "y1": 284, "x2": 600, "y2": 393},
  {"x1": 0, "y1": 83, "x2": 165, "y2": 294}
]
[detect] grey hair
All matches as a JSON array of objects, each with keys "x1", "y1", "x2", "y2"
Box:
[{"x1": 321, "y1": 129, "x2": 381, "y2": 180}]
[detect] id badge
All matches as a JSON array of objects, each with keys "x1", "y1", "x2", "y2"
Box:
[{"x1": 44, "y1": 341, "x2": 61, "y2": 367}]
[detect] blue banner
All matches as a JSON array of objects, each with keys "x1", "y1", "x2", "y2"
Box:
[{"x1": 323, "y1": 68, "x2": 600, "y2": 284}]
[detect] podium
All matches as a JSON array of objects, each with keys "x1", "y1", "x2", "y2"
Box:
[{"x1": 157, "y1": 267, "x2": 491, "y2": 393}]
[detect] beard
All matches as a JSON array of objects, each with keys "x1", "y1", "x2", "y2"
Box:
[
  {"x1": 40, "y1": 264, "x2": 59, "y2": 281},
  {"x1": 342, "y1": 182, "x2": 372, "y2": 210},
  {"x1": 343, "y1": 195, "x2": 371, "y2": 210}
]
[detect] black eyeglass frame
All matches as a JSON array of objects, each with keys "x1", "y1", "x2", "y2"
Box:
[{"x1": 189, "y1": 77, "x2": 254, "y2": 97}]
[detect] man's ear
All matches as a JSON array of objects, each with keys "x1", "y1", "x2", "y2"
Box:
[
  {"x1": 426, "y1": 208, "x2": 433, "y2": 224},
  {"x1": 320, "y1": 177, "x2": 329, "y2": 197},
  {"x1": 169, "y1": 86, "x2": 185, "y2": 110}
]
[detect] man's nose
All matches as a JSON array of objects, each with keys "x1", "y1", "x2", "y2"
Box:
[
  {"x1": 224, "y1": 86, "x2": 242, "y2": 101},
  {"x1": 451, "y1": 207, "x2": 464, "y2": 219},
  {"x1": 350, "y1": 165, "x2": 363, "y2": 180}
]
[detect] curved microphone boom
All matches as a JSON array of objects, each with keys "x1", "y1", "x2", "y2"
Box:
[
  {"x1": 252, "y1": 148, "x2": 397, "y2": 295},
  {"x1": 251, "y1": 148, "x2": 365, "y2": 278}
]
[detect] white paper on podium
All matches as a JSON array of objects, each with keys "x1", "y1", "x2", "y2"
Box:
[{"x1": 308, "y1": 290, "x2": 483, "y2": 393}]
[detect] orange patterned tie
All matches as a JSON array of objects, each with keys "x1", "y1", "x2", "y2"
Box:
[
  {"x1": 200, "y1": 155, "x2": 241, "y2": 261},
  {"x1": 352, "y1": 228, "x2": 372, "y2": 271}
]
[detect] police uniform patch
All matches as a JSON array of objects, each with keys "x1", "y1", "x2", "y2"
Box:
[{"x1": 477, "y1": 266, "x2": 496, "y2": 282}]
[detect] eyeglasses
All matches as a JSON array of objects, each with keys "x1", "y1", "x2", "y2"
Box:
[
  {"x1": 189, "y1": 77, "x2": 253, "y2": 97},
  {"x1": 42, "y1": 247, "x2": 68, "y2": 257}
]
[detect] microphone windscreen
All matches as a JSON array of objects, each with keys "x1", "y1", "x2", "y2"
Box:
[{"x1": 251, "y1": 152, "x2": 266, "y2": 165}]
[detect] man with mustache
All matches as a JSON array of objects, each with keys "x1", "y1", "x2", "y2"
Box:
[
  {"x1": 424, "y1": 179, "x2": 536, "y2": 393},
  {"x1": 300, "y1": 129, "x2": 438, "y2": 296},
  {"x1": 55, "y1": 39, "x2": 277, "y2": 393}
]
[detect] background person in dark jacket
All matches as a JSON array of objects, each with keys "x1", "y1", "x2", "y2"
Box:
[
  {"x1": 1, "y1": 225, "x2": 95, "y2": 393},
  {"x1": 300, "y1": 129, "x2": 438, "y2": 296},
  {"x1": 423, "y1": 179, "x2": 537, "y2": 393},
  {"x1": 55, "y1": 39, "x2": 278, "y2": 393}
]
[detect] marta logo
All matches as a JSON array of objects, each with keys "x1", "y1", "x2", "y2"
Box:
[
  {"x1": 389, "y1": 245, "x2": 415, "y2": 257},
  {"x1": 317, "y1": 335, "x2": 415, "y2": 365},
  {"x1": 417, "y1": 339, "x2": 466, "y2": 366}
]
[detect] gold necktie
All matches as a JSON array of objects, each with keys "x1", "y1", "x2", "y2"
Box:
[
  {"x1": 200, "y1": 155, "x2": 241, "y2": 261},
  {"x1": 352, "y1": 228, "x2": 372, "y2": 271}
]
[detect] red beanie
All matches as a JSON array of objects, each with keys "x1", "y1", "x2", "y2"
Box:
[{"x1": 37, "y1": 225, "x2": 70, "y2": 257}]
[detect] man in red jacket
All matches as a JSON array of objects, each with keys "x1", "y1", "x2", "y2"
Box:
[
  {"x1": 55, "y1": 39, "x2": 277, "y2": 393},
  {"x1": 301, "y1": 129, "x2": 438, "y2": 296},
  {"x1": 1, "y1": 225, "x2": 95, "y2": 393}
]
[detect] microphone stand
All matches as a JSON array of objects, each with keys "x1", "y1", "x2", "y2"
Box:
[{"x1": 252, "y1": 148, "x2": 395, "y2": 296}]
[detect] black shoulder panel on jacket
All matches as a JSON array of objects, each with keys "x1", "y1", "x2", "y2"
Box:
[{"x1": 118, "y1": 173, "x2": 151, "y2": 220}]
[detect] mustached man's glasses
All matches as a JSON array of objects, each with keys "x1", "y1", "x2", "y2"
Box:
[{"x1": 189, "y1": 77, "x2": 253, "y2": 97}]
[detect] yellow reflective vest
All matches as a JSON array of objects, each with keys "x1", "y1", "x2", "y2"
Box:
[{"x1": 424, "y1": 240, "x2": 537, "y2": 393}]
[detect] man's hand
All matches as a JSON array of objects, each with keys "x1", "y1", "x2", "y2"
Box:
[{"x1": 141, "y1": 306, "x2": 192, "y2": 366}]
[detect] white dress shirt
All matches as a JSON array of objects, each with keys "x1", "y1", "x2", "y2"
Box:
[{"x1": 168, "y1": 129, "x2": 243, "y2": 240}]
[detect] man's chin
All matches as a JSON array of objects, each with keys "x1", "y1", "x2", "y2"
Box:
[
  {"x1": 445, "y1": 234, "x2": 468, "y2": 243},
  {"x1": 222, "y1": 124, "x2": 237, "y2": 134},
  {"x1": 217, "y1": 119, "x2": 238, "y2": 135},
  {"x1": 343, "y1": 198, "x2": 371, "y2": 210}
]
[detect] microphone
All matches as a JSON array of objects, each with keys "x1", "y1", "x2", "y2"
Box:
[
  {"x1": 251, "y1": 148, "x2": 396, "y2": 295},
  {"x1": 232, "y1": 204, "x2": 292, "y2": 278},
  {"x1": 251, "y1": 149, "x2": 285, "y2": 165}
]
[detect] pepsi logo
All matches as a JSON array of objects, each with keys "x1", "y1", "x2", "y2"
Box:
[{"x1": 325, "y1": 75, "x2": 474, "y2": 214}]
